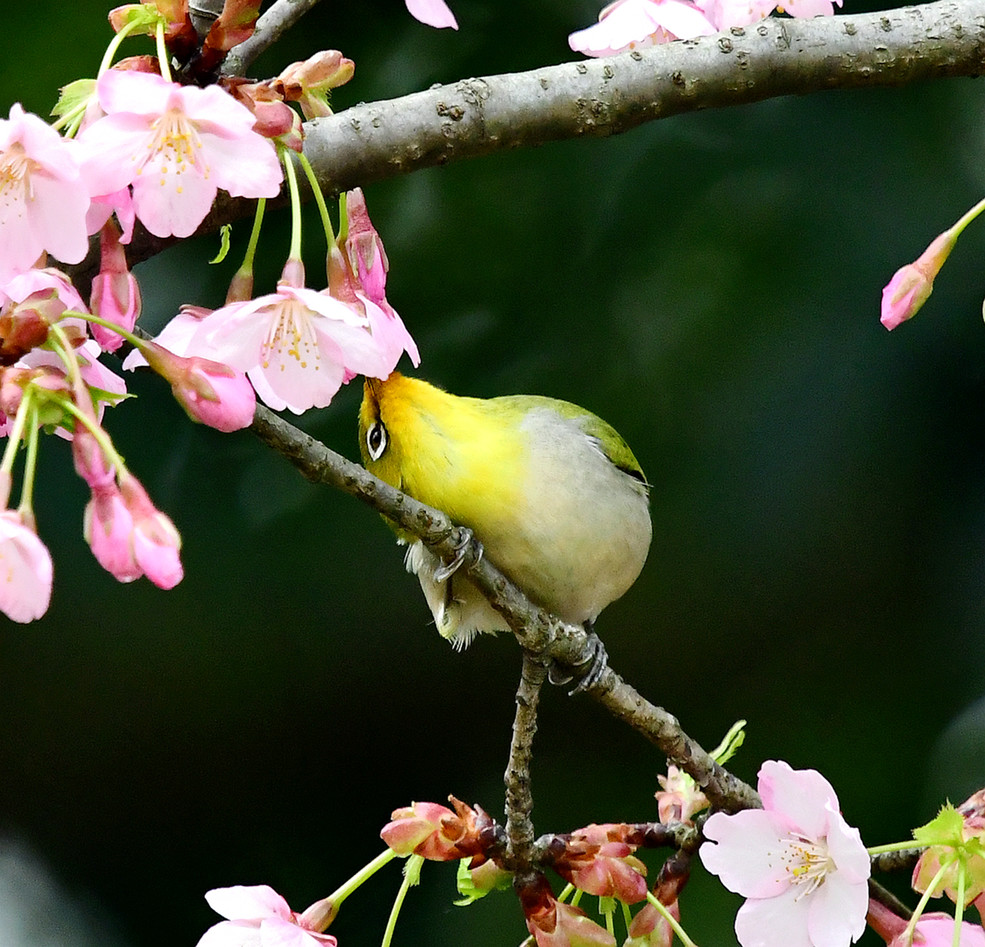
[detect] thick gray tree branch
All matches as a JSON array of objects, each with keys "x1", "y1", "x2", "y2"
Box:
[
  {"x1": 301, "y1": 0, "x2": 985, "y2": 193},
  {"x1": 63, "y1": 0, "x2": 985, "y2": 286}
]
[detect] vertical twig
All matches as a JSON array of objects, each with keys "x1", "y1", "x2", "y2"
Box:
[{"x1": 504, "y1": 652, "x2": 548, "y2": 878}]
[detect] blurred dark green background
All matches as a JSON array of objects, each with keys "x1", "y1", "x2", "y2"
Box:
[{"x1": 0, "y1": 1, "x2": 983, "y2": 945}]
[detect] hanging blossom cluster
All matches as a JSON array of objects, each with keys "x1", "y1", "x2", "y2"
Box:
[
  {"x1": 568, "y1": 0, "x2": 842, "y2": 56},
  {"x1": 0, "y1": 0, "x2": 423, "y2": 623}
]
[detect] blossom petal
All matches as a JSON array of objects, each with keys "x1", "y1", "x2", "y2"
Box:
[
  {"x1": 733, "y1": 887, "x2": 814, "y2": 947},
  {"x1": 405, "y1": 0, "x2": 458, "y2": 29},
  {"x1": 823, "y1": 808, "x2": 870, "y2": 884},
  {"x1": 205, "y1": 885, "x2": 293, "y2": 923},
  {"x1": 758, "y1": 760, "x2": 837, "y2": 839},
  {"x1": 699, "y1": 809, "x2": 796, "y2": 898},
  {"x1": 197, "y1": 919, "x2": 263, "y2": 947},
  {"x1": 805, "y1": 867, "x2": 868, "y2": 947}
]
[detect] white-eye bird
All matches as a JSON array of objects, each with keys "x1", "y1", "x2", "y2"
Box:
[{"x1": 358, "y1": 372, "x2": 652, "y2": 651}]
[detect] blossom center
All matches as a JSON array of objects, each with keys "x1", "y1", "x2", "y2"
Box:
[
  {"x1": 779, "y1": 832, "x2": 834, "y2": 897},
  {"x1": 144, "y1": 108, "x2": 207, "y2": 187},
  {"x1": 261, "y1": 299, "x2": 320, "y2": 371},
  {"x1": 0, "y1": 143, "x2": 37, "y2": 208}
]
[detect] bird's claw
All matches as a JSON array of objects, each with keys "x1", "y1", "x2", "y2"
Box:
[
  {"x1": 548, "y1": 626, "x2": 609, "y2": 695},
  {"x1": 433, "y1": 527, "x2": 482, "y2": 582}
]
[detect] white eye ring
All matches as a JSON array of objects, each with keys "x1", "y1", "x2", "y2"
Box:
[{"x1": 366, "y1": 420, "x2": 388, "y2": 461}]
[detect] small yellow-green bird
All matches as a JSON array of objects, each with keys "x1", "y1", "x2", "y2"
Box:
[{"x1": 358, "y1": 372, "x2": 651, "y2": 651}]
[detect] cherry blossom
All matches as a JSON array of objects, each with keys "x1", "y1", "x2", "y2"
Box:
[
  {"x1": 160, "y1": 282, "x2": 389, "y2": 414},
  {"x1": 0, "y1": 104, "x2": 91, "y2": 282},
  {"x1": 197, "y1": 885, "x2": 337, "y2": 947},
  {"x1": 700, "y1": 760, "x2": 870, "y2": 947},
  {"x1": 76, "y1": 69, "x2": 282, "y2": 239}
]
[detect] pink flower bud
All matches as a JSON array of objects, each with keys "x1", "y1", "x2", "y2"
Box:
[
  {"x1": 881, "y1": 229, "x2": 958, "y2": 330},
  {"x1": 84, "y1": 484, "x2": 142, "y2": 583},
  {"x1": 0, "y1": 509, "x2": 53, "y2": 622},
  {"x1": 72, "y1": 427, "x2": 116, "y2": 490},
  {"x1": 381, "y1": 798, "x2": 487, "y2": 860},
  {"x1": 519, "y1": 876, "x2": 616, "y2": 947},
  {"x1": 90, "y1": 218, "x2": 141, "y2": 352},
  {"x1": 119, "y1": 473, "x2": 182, "y2": 589},
  {"x1": 84, "y1": 473, "x2": 182, "y2": 589}
]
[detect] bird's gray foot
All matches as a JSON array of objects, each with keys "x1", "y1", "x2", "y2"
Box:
[
  {"x1": 548, "y1": 622, "x2": 608, "y2": 695},
  {"x1": 433, "y1": 527, "x2": 483, "y2": 582}
]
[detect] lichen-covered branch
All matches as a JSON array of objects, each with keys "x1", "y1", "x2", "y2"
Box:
[{"x1": 249, "y1": 405, "x2": 760, "y2": 812}]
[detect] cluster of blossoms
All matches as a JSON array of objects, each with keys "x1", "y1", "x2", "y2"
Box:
[
  {"x1": 192, "y1": 731, "x2": 985, "y2": 947},
  {"x1": 0, "y1": 0, "x2": 425, "y2": 622},
  {"x1": 568, "y1": 0, "x2": 842, "y2": 56}
]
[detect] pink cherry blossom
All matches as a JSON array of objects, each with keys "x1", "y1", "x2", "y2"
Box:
[
  {"x1": 0, "y1": 104, "x2": 91, "y2": 282},
  {"x1": 569, "y1": 0, "x2": 716, "y2": 56},
  {"x1": 197, "y1": 885, "x2": 337, "y2": 947},
  {"x1": 0, "y1": 509, "x2": 53, "y2": 622},
  {"x1": 405, "y1": 0, "x2": 458, "y2": 29},
  {"x1": 176, "y1": 284, "x2": 388, "y2": 414},
  {"x1": 76, "y1": 70, "x2": 282, "y2": 239},
  {"x1": 699, "y1": 760, "x2": 870, "y2": 947}
]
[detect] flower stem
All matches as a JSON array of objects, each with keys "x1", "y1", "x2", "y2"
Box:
[
  {"x1": 97, "y1": 16, "x2": 144, "y2": 77},
  {"x1": 0, "y1": 388, "x2": 34, "y2": 481},
  {"x1": 155, "y1": 20, "x2": 172, "y2": 83},
  {"x1": 646, "y1": 891, "x2": 699, "y2": 947},
  {"x1": 16, "y1": 400, "x2": 41, "y2": 516},
  {"x1": 380, "y1": 855, "x2": 422, "y2": 947},
  {"x1": 281, "y1": 148, "x2": 304, "y2": 264},
  {"x1": 901, "y1": 860, "x2": 951, "y2": 946},
  {"x1": 240, "y1": 198, "x2": 267, "y2": 277},
  {"x1": 324, "y1": 847, "x2": 398, "y2": 909},
  {"x1": 950, "y1": 195, "x2": 985, "y2": 239},
  {"x1": 953, "y1": 862, "x2": 966, "y2": 947},
  {"x1": 298, "y1": 152, "x2": 336, "y2": 246}
]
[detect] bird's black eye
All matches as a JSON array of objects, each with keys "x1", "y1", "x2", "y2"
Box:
[{"x1": 366, "y1": 420, "x2": 388, "y2": 461}]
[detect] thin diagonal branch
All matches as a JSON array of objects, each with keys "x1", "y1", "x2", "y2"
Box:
[
  {"x1": 223, "y1": 0, "x2": 327, "y2": 77},
  {"x1": 248, "y1": 405, "x2": 761, "y2": 812}
]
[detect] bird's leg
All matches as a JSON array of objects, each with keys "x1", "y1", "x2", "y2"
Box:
[
  {"x1": 433, "y1": 526, "x2": 483, "y2": 582},
  {"x1": 547, "y1": 620, "x2": 609, "y2": 695}
]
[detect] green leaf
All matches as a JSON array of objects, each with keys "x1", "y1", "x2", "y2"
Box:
[{"x1": 913, "y1": 803, "x2": 965, "y2": 847}]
